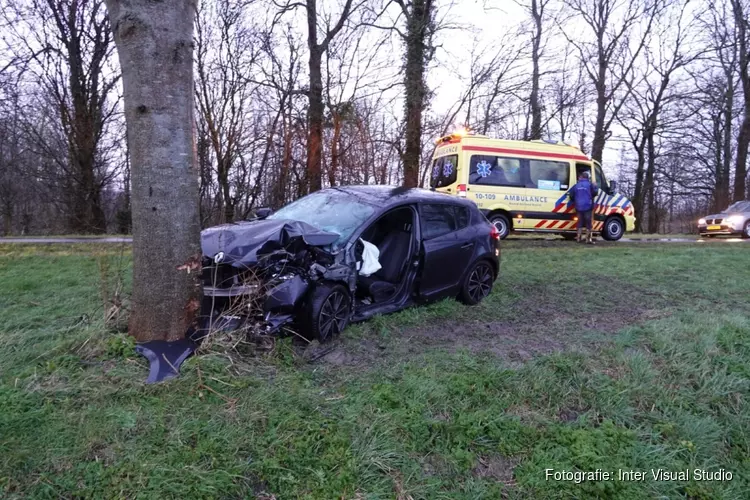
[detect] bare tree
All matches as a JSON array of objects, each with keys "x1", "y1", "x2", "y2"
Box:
[
  {"x1": 105, "y1": 0, "x2": 202, "y2": 341},
  {"x1": 562, "y1": 0, "x2": 661, "y2": 163},
  {"x1": 195, "y1": 0, "x2": 261, "y2": 223},
  {"x1": 273, "y1": 0, "x2": 360, "y2": 193},
  {"x1": 2, "y1": 0, "x2": 121, "y2": 233},
  {"x1": 517, "y1": 0, "x2": 555, "y2": 140},
  {"x1": 731, "y1": 0, "x2": 750, "y2": 200},
  {"x1": 618, "y1": 0, "x2": 700, "y2": 231}
]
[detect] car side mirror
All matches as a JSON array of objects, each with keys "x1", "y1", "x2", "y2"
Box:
[
  {"x1": 608, "y1": 180, "x2": 618, "y2": 194},
  {"x1": 255, "y1": 207, "x2": 273, "y2": 219}
]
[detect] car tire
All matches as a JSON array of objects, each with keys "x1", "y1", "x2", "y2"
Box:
[
  {"x1": 305, "y1": 282, "x2": 351, "y2": 342},
  {"x1": 489, "y1": 214, "x2": 510, "y2": 239},
  {"x1": 459, "y1": 260, "x2": 495, "y2": 305},
  {"x1": 743, "y1": 221, "x2": 750, "y2": 239},
  {"x1": 602, "y1": 216, "x2": 625, "y2": 241}
]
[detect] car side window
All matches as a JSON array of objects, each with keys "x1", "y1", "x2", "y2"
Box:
[
  {"x1": 421, "y1": 204, "x2": 458, "y2": 240},
  {"x1": 468, "y1": 155, "x2": 526, "y2": 187}
]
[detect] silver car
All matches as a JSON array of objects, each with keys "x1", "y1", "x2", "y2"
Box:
[{"x1": 698, "y1": 200, "x2": 750, "y2": 238}]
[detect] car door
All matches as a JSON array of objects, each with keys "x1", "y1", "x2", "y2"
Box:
[{"x1": 417, "y1": 203, "x2": 475, "y2": 300}]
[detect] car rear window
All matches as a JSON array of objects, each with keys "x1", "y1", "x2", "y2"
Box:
[{"x1": 430, "y1": 155, "x2": 458, "y2": 188}]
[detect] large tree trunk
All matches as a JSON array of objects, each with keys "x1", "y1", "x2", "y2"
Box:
[
  {"x1": 735, "y1": 115, "x2": 750, "y2": 201},
  {"x1": 733, "y1": 0, "x2": 750, "y2": 201},
  {"x1": 645, "y1": 132, "x2": 658, "y2": 233},
  {"x1": 529, "y1": 0, "x2": 543, "y2": 140},
  {"x1": 718, "y1": 77, "x2": 733, "y2": 210},
  {"x1": 402, "y1": 0, "x2": 431, "y2": 188},
  {"x1": 329, "y1": 110, "x2": 342, "y2": 187},
  {"x1": 591, "y1": 77, "x2": 607, "y2": 164},
  {"x1": 306, "y1": 0, "x2": 324, "y2": 193},
  {"x1": 632, "y1": 145, "x2": 646, "y2": 232},
  {"x1": 105, "y1": 0, "x2": 202, "y2": 342}
]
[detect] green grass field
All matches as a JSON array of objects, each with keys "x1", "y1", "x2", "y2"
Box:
[{"x1": 1, "y1": 241, "x2": 749, "y2": 499}]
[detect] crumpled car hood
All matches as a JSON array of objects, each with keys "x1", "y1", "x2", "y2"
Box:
[{"x1": 201, "y1": 218, "x2": 339, "y2": 266}]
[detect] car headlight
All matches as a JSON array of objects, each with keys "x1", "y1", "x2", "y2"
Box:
[
  {"x1": 698, "y1": 218, "x2": 706, "y2": 225},
  {"x1": 726, "y1": 215, "x2": 745, "y2": 226}
]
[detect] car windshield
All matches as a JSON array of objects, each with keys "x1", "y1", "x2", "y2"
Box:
[
  {"x1": 726, "y1": 201, "x2": 750, "y2": 213},
  {"x1": 267, "y1": 190, "x2": 376, "y2": 248}
]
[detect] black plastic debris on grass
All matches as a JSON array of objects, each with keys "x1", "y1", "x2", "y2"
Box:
[{"x1": 135, "y1": 338, "x2": 197, "y2": 384}]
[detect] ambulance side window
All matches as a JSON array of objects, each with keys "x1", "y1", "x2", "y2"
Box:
[
  {"x1": 528, "y1": 160, "x2": 570, "y2": 191},
  {"x1": 468, "y1": 155, "x2": 526, "y2": 187}
]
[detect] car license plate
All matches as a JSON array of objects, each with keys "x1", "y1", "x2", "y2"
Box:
[{"x1": 707, "y1": 225, "x2": 722, "y2": 230}]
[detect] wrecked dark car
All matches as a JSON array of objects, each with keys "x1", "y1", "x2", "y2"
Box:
[{"x1": 199, "y1": 185, "x2": 501, "y2": 342}]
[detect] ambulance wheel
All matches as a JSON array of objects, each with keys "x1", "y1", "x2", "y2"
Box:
[
  {"x1": 743, "y1": 221, "x2": 750, "y2": 239},
  {"x1": 602, "y1": 216, "x2": 625, "y2": 241},
  {"x1": 562, "y1": 233, "x2": 577, "y2": 241},
  {"x1": 489, "y1": 214, "x2": 510, "y2": 239}
]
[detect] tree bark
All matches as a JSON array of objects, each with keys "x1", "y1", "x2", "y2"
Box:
[
  {"x1": 402, "y1": 0, "x2": 432, "y2": 188},
  {"x1": 590, "y1": 71, "x2": 607, "y2": 164},
  {"x1": 105, "y1": 0, "x2": 202, "y2": 342},
  {"x1": 645, "y1": 131, "x2": 658, "y2": 233},
  {"x1": 632, "y1": 143, "x2": 646, "y2": 232},
  {"x1": 718, "y1": 74, "x2": 734, "y2": 210},
  {"x1": 329, "y1": 109, "x2": 342, "y2": 187},
  {"x1": 734, "y1": 0, "x2": 750, "y2": 201},
  {"x1": 529, "y1": 0, "x2": 543, "y2": 140},
  {"x1": 306, "y1": 0, "x2": 324, "y2": 193}
]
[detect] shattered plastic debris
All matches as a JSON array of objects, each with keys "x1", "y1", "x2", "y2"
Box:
[{"x1": 135, "y1": 338, "x2": 197, "y2": 384}]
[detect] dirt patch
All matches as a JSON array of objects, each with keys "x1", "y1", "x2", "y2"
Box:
[
  {"x1": 473, "y1": 454, "x2": 520, "y2": 485},
  {"x1": 313, "y1": 278, "x2": 670, "y2": 371}
]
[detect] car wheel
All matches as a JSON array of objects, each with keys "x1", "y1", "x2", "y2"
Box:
[
  {"x1": 602, "y1": 216, "x2": 625, "y2": 241},
  {"x1": 489, "y1": 214, "x2": 510, "y2": 239},
  {"x1": 460, "y1": 260, "x2": 494, "y2": 305},
  {"x1": 743, "y1": 221, "x2": 750, "y2": 239},
  {"x1": 306, "y1": 283, "x2": 351, "y2": 342}
]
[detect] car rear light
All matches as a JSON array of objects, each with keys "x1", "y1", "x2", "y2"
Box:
[
  {"x1": 490, "y1": 225, "x2": 500, "y2": 241},
  {"x1": 457, "y1": 184, "x2": 467, "y2": 197}
]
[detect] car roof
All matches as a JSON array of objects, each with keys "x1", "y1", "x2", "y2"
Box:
[{"x1": 324, "y1": 185, "x2": 477, "y2": 210}]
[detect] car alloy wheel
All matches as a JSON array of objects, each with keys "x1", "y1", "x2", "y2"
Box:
[
  {"x1": 744, "y1": 221, "x2": 750, "y2": 239},
  {"x1": 464, "y1": 261, "x2": 494, "y2": 304},
  {"x1": 317, "y1": 289, "x2": 350, "y2": 341}
]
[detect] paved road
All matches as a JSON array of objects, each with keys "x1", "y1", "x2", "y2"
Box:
[{"x1": 0, "y1": 237, "x2": 133, "y2": 244}]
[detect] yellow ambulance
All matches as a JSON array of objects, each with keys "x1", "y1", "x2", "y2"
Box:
[{"x1": 429, "y1": 132, "x2": 636, "y2": 240}]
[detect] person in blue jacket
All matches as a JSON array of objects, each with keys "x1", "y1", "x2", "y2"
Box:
[{"x1": 568, "y1": 170, "x2": 599, "y2": 244}]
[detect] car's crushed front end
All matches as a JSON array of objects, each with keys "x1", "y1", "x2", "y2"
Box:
[{"x1": 198, "y1": 219, "x2": 355, "y2": 336}]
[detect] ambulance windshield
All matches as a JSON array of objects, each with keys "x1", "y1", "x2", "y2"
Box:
[{"x1": 430, "y1": 155, "x2": 458, "y2": 188}]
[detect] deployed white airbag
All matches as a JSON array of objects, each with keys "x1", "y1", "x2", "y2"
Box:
[{"x1": 357, "y1": 238, "x2": 382, "y2": 276}]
